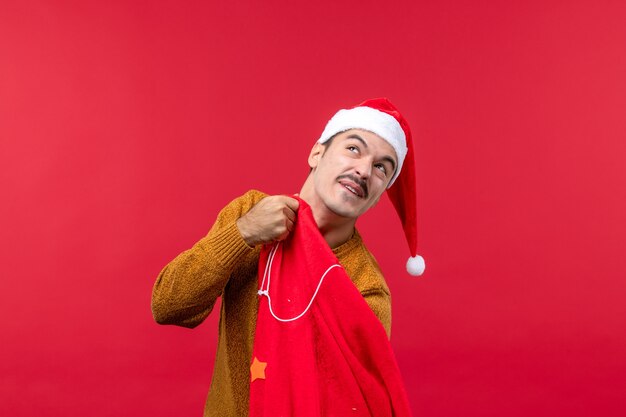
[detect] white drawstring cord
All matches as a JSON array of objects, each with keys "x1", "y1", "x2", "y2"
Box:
[{"x1": 257, "y1": 242, "x2": 341, "y2": 322}]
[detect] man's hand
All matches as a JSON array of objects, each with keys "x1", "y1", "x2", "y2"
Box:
[{"x1": 236, "y1": 195, "x2": 300, "y2": 247}]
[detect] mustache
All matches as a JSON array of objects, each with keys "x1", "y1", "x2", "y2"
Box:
[{"x1": 337, "y1": 174, "x2": 369, "y2": 198}]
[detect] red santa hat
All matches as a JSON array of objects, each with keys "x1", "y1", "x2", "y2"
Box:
[{"x1": 318, "y1": 98, "x2": 425, "y2": 276}]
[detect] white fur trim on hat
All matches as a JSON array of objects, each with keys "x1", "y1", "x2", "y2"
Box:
[{"x1": 317, "y1": 106, "x2": 407, "y2": 187}]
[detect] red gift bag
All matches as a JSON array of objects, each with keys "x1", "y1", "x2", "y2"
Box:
[{"x1": 249, "y1": 198, "x2": 413, "y2": 417}]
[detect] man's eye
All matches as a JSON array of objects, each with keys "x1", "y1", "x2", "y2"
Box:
[
  {"x1": 347, "y1": 146, "x2": 358, "y2": 153},
  {"x1": 375, "y1": 164, "x2": 387, "y2": 174}
]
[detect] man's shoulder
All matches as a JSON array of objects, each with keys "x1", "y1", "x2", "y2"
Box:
[
  {"x1": 234, "y1": 189, "x2": 268, "y2": 205},
  {"x1": 208, "y1": 190, "x2": 269, "y2": 230},
  {"x1": 220, "y1": 189, "x2": 268, "y2": 212}
]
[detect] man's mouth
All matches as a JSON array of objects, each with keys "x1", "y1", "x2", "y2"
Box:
[
  {"x1": 343, "y1": 183, "x2": 361, "y2": 197},
  {"x1": 338, "y1": 176, "x2": 368, "y2": 198}
]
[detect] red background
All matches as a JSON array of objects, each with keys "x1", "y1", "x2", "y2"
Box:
[{"x1": 2, "y1": 1, "x2": 626, "y2": 416}]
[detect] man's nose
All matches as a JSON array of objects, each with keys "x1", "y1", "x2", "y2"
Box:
[{"x1": 354, "y1": 158, "x2": 372, "y2": 179}]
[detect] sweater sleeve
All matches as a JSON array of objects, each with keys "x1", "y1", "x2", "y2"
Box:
[{"x1": 151, "y1": 190, "x2": 266, "y2": 328}]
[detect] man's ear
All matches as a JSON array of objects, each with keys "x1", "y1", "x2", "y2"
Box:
[{"x1": 308, "y1": 142, "x2": 325, "y2": 169}]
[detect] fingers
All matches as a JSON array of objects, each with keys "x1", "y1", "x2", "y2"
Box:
[
  {"x1": 274, "y1": 216, "x2": 294, "y2": 242},
  {"x1": 285, "y1": 216, "x2": 295, "y2": 232},
  {"x1": 281, "y1": 196, "x2": 300, "y2": 213},
  {"x1": 266, "y1": 196, "x2": 298, "y2": 243},
  {"x1": 282, "y1": 205, "x2": 296, "y2": 222},
  {"x1": 237, "y1": 194, "x2": 301, "y2": 246},
  {"x1": 281, "y1": 197, "x2": 299, "y2": 233}
]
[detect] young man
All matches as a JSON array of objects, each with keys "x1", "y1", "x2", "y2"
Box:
[{"x1": 152, "y1": 98, "x2": 425, "y2": 417}]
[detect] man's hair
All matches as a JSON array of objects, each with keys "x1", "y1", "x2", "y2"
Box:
[{"x1": 320, "y1": 134, "x2": 338, "y2": 155}]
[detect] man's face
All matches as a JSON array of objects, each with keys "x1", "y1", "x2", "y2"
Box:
[{"x1": 307, "y1": 129, "x2": 398, "y2": 219}]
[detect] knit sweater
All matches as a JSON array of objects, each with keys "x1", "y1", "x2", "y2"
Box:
[{"x1": 151, "y1": 190, "x2": 392, "y2": 417}]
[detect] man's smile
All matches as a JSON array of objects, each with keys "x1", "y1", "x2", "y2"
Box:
[{"x1": 337, "y1": 175, "x2": 368, "y2": 199}]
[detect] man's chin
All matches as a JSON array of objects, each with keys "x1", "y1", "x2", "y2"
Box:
[{"x1": 326, "y1": 200, "x2": 365, "y2": 219}]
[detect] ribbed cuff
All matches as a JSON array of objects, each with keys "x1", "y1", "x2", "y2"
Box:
[{"x1": 199, "y1": 221, "x2": 255, "y2": 271}]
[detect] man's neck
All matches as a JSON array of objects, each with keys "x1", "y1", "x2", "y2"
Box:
[
  {"x1": 297, "y1": 190, "x2": 356, "y2": 249},
  {"x1": 311, "y1": 208, "x2": 356, "y2": 249}
]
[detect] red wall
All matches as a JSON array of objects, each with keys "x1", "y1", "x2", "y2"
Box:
[{"x1": 2, "y1": 1, "x2": 625, "y2": 416}]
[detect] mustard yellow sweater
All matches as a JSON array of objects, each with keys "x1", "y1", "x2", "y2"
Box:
[{"x1": 151, "y1": 190, "x2": 392, "y2": 417}]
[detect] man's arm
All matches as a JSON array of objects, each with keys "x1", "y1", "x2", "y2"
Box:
[
  {"x1": 151, "y1": 190, "x2": 299, "y2": 328},
  {"x1": 151, "y1": 190, "x2": 264, "y2": 328}
]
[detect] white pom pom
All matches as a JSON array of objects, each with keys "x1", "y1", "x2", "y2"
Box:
[{"x1": 406, "y1": 255, "x2": 425, "y2": 276}]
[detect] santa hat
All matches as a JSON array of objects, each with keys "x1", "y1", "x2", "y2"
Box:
[{"x1": 317, "y1": 98, "x2": 425, "y2": 276}]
